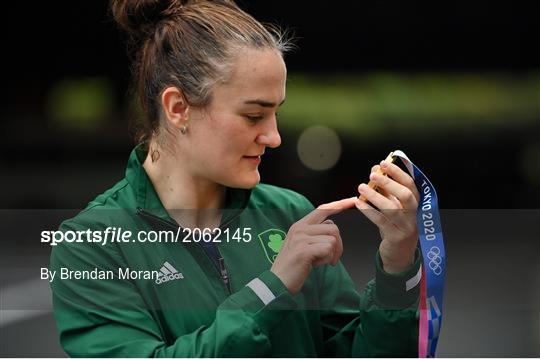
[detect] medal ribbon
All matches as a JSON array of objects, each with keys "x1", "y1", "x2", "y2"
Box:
[{"x1": 393, "y1": 150, "x2": 446, "y2": 358}]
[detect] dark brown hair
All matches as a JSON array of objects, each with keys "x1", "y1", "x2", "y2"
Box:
[{"x1": 110, "y1": 0, "x2": 293, "y2": 147}]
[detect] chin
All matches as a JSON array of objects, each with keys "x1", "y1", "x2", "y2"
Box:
[{"x1": 230, "y1": 171, "x2": 261, "y2": 189}]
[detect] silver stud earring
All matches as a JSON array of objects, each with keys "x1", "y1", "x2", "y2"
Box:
[{"x1": 180, "y1": 125, "x2": 188, "y2": 135}]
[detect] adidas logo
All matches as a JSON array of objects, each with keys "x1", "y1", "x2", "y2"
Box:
[{"x1": 155, "y1": 261, "x2": 184, "y2": 285}]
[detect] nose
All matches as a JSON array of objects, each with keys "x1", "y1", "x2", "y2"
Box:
[{"x1": 256, "y1": 117, "x2": 281, "y2": 148}]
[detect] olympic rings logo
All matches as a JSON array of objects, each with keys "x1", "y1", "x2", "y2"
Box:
[{"x1": 427, "y1": 246, "x2": 443, "y2": 275}]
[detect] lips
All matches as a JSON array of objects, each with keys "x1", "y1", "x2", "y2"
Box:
[
  {"x1": 243, "y1": 152, "x2": 264, "y2": 158},
  {"x1": 243, "y1": 155, "x2": 262, "y2": 164}
]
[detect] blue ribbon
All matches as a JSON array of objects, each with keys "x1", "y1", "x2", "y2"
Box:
[{"x1": 393, "y1": 150, "x2": 446, "y2": 358}]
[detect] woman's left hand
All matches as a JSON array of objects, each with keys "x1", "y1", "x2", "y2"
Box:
[{"x1": 355, "y1": 159, "x2": 420, "y2": 274}]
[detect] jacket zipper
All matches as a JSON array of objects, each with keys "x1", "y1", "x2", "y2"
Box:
[
  {"x1": 218, "y1": 257, "x2": 231, "y2": 294},
  {"x1": 137, "y1": 207, "x2": 237, "y2": 294}
]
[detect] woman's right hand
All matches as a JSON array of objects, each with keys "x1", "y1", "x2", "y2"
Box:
[{"x1": 270, "y1": 198, "x2": 357, "y2": 295}]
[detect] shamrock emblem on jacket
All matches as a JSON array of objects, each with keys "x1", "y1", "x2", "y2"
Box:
[
  {"x1": 267, "y1": 233, "x2": 284, "y2": 253},
  {"x1": 257, "y1": 229, "x2": 287, "y2": 264}
]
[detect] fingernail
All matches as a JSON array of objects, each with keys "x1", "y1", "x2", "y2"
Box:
[
  {"x1": 381, "y1": 161, "x2": 388, "y2": 168},
  {"x1": 369, "y1": 173, "x2": 378, "y2": 181},
  {"x1": 359, "y1": 183, "x2": 367, "y2": 192}
]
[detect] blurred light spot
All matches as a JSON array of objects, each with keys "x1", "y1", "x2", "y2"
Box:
[
  {"x1": 47, "y1": 77, "x2": 114, "y2": 130},
  {"x1": 297, "y1": 126, "x2": 341, "y2": 171}
]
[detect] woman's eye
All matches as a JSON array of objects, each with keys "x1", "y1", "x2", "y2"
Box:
[{"x1": 245, "y1": 115, "x2": 263, "y2": 122}]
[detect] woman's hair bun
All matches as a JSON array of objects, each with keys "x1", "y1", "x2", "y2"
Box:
[
  {"x1": 110, "y1": 0, "x2": 184, "y2": 38},
  {"x1": 111, "y1": 0, "x2": 237, "y2": 38}
]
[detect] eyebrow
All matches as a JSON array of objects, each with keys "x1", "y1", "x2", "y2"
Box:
[{"x1": 243, "y1": 98, "x2": 286, "y2": 108}]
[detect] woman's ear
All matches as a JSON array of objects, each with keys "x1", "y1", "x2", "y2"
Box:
[{"x1": 161, "y1": 87, "x2": 189, "y2": 128}]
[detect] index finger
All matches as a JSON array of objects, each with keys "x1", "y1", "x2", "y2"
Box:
[
  {"x1": 381, "y1": 161, "x2": 420, "y2": 203},
  {"x1": 302, "y1": 197, "x2": 357, "y2": 225}
]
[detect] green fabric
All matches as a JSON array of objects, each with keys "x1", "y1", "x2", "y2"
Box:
[{"x1": 50, "y1": 144, "x2": 420, "y2": 357}]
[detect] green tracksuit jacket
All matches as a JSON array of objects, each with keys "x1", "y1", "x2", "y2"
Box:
[{"x1": 50, "y1": 144, "x2": 421, "y2": 357}]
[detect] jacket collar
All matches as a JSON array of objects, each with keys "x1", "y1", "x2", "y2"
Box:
[{"x1": 125, "y1": 143, "x2": 252, "y2": 225}]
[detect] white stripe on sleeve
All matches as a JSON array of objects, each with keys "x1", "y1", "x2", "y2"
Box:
[
  {"x1": 406, "y1": 265, "x2": 422, "y2": 292},
  {"x1": 246, "y1": 278, "x2": 276, "y2": 305}
]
